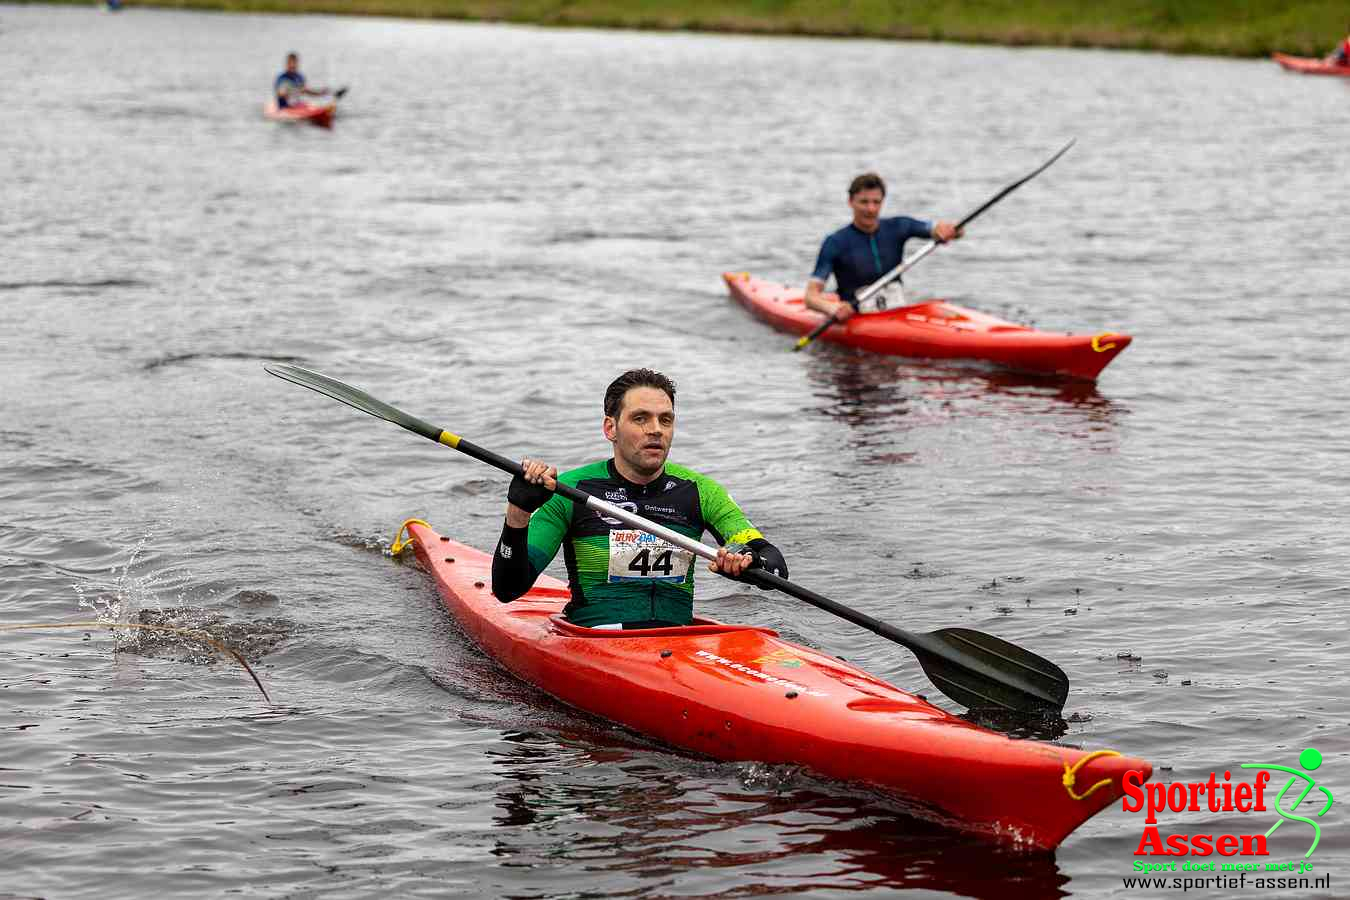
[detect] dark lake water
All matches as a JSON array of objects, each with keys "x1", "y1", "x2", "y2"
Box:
[{"x1": 3, "y1": 5, "x2": 1347, "y2": 898}]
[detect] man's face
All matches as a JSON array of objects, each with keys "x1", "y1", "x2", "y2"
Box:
[
  {"x1": 604, "y1": 386, "x2": 674, "y2": 479},
  {"x1": 849, "y1": 187, "x2": 885, "y2": 230},
  {"x1": 286, "y1": 56, "x2": 299, "y2": 72}
]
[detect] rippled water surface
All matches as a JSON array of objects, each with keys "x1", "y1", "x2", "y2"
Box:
[{"x1": 3, "y1": 5, "x2": 1348, "y2": 898}]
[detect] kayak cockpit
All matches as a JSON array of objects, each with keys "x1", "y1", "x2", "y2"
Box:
[{"x1": 548, "y1": 615, "x2": 778, "y2": 639}]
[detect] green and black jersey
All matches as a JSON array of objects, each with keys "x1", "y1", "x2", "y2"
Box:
[{"x1": 491, "y1": 459, "x2": 763, "y2": 627}]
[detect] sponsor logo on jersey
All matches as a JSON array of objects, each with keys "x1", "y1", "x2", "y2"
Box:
[{"x1": 600, "y1": 500, "x2": 639, "y2": 526}]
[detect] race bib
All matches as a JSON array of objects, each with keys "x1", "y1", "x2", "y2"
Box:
[
  {"x1": 857, "y1": 282, "x2": 906, "y2": 313},
  {"x1": 608, "y1": 530, "x2": 694, "y2": 583}
]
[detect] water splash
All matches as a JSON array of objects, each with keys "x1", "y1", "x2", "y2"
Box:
[{"x1": 71, "y1": 532, "x2": 199, "y2": 651}]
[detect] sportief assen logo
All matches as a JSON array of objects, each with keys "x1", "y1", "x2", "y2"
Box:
[{"x1": 1120, "y1": 748, "x2": 1333, "y2": 888}]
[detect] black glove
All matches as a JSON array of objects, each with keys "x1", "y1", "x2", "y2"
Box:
[
  {"x1": 724, "y1": 538, "x2": 789, "y2": 589},
  {"x1": 746, "y1": 538, "x2": 789, "y2": 582},
  {"x1": 507, "y1": 473, "x2": 552, "y2": 513}
]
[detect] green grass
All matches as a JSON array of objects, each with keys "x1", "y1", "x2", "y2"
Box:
[{"x1": 49, "y1": 0, "x2": 1350, "y2": 57}]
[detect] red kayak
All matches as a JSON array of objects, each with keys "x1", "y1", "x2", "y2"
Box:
[
  {"x1": 725, "y1": 272, "x2": 1131, "y2": 381},
  {"x1": 1273, "y1": 52, "x2": 1350, "y2": 76},
  {"x1": 396, "y1": 519, "x2": 1151, "y2": 850},
  {"x1": 263, "y1": 101, "x2": 335, "y2": 127}
]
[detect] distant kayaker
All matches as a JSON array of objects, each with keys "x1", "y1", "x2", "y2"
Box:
[
  {"x1": 491, "y1": 368, "x2": 789, "y2": 629},
  {"x1": 805, "y1": 172, "x2": 963, "y2": 323},
  {"x1": 274, "y1": 53, "x2": 329, "y2": 108},
  {"x1": 1327, "y1": 29, "x2": 1350, "y2": 66}
]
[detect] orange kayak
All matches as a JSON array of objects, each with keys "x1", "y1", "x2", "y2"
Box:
[
  {"x1": 1273, "y1": 52, "x2": 1350, "y2": 77},
  {"x1": 399, "y1": 520, "x2": 1150, "y2": 850},
  {"x1": 724, "y1": 272, "x2": 1131, "y2": 381},
  {"x1": 263, "y1": 101, "x2": 335, "y2": 127}
]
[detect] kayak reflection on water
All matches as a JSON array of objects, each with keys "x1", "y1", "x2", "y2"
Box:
[
  {"x1": 806, "y1": 350, "x2": 1120, "y2": 428},
  {"x1": 490, "y1": 368, "x2": 790, "y2": 630},
  {"x1": 486, "y1": 730, "x2": 1070, "y2": 900}
]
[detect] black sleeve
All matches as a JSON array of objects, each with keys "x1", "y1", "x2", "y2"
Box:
[{"x1": 490, "y1": 523, "x2": 537, "y2": 603}]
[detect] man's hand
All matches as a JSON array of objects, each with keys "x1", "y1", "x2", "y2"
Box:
[
  {"x1": 806, "y1": 278, "x2": 853, "y2": 321},
  {"x1": 708, "y1": 545, "x2": 755, "y2": 578},
  {"x1": 506, "y1": 458, "x2": 557, "y2": 527},
  {"x1": 708, "y1": 539, "x2": 789, "y2": 589},
  {"x1": 932, "y1": 220, "x2": 964, "y2": 243}
]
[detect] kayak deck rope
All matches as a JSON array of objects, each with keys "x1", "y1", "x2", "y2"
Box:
[
  {"x1": 1062, "y1": 749, "x2": 1123, "y2": 800},
  {"x1": 1091, "y1": 333, "x2": 1117, "y2": 352},
  {"x1": 390, "y1": 518, "x2": 430, "y2": 557}
]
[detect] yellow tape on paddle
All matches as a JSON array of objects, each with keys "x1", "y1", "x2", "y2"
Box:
[{"x1": 437, "y1": 431, "x2": 461, "y2": 448}]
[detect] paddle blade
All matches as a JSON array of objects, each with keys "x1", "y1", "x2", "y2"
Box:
[
  {"x1": 913, "y1": 627, "x2": 1069, "y2": 715},
  {"x1": 264, "y1": 363, "x2": 442, "y2": 442}
]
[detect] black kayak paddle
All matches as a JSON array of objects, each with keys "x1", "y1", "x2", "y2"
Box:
[{"x1": 265, "y1": 363, "x2": 1070, "y2": 715}]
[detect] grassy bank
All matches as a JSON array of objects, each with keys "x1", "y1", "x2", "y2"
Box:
[{"x1": 60, "y1": 0, "x2": 1350, "y2": 57}]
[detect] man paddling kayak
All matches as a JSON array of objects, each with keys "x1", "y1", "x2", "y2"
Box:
[
  {"x1": 805, "y1": 173, "x2": 963, "y2": 323},
  {"x1": 491, "y1": 368, "x2": 789, "y2": 629},
  {"x1": 274, "y1": 52, "x2": 330, "y2": 108}
]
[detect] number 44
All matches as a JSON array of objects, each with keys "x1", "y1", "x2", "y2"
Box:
[{"x1": 628, "y1": 548, "x2": 674, "y2": 577}]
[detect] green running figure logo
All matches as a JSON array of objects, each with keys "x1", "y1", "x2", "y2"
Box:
[{"x1": 1241, "y1": 748, "x2": 1334, "y2": 857}]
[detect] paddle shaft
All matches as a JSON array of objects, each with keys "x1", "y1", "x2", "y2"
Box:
[{"x1": 793, "y1": 139, "x2": 1076, "y2": 352}]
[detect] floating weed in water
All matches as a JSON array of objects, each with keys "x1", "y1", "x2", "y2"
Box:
[
  {"x1": 0, "y1": 621, "x2": 271, "y2": 702},
  {"x1": 132, "y1": 607, "x2": 291, "y2": 663},
  {"x1": 5, "y1": 534, "x2": 279, "y2": 702}
]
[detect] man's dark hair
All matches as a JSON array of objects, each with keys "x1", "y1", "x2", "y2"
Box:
[
  {"x1": 604, "y1": 369, "x2": 676, "y2": 418},
  {"x1": 848, "y1": 172, "x2": 886, "y2": 198}
]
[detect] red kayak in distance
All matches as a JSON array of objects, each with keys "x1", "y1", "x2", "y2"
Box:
[
  {"x1": 1272, "y1": 52, "x2": 1350, "y2": 77},
  {"x1": 263, "y1": 101, "x2": 335, "y2": 127},
  {"x1": 397, "y1": 519, "x2": 1152, "y2": 851},
  {"x1": 724, "y1": 272, "x2": 1131, "y2": 381}
]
